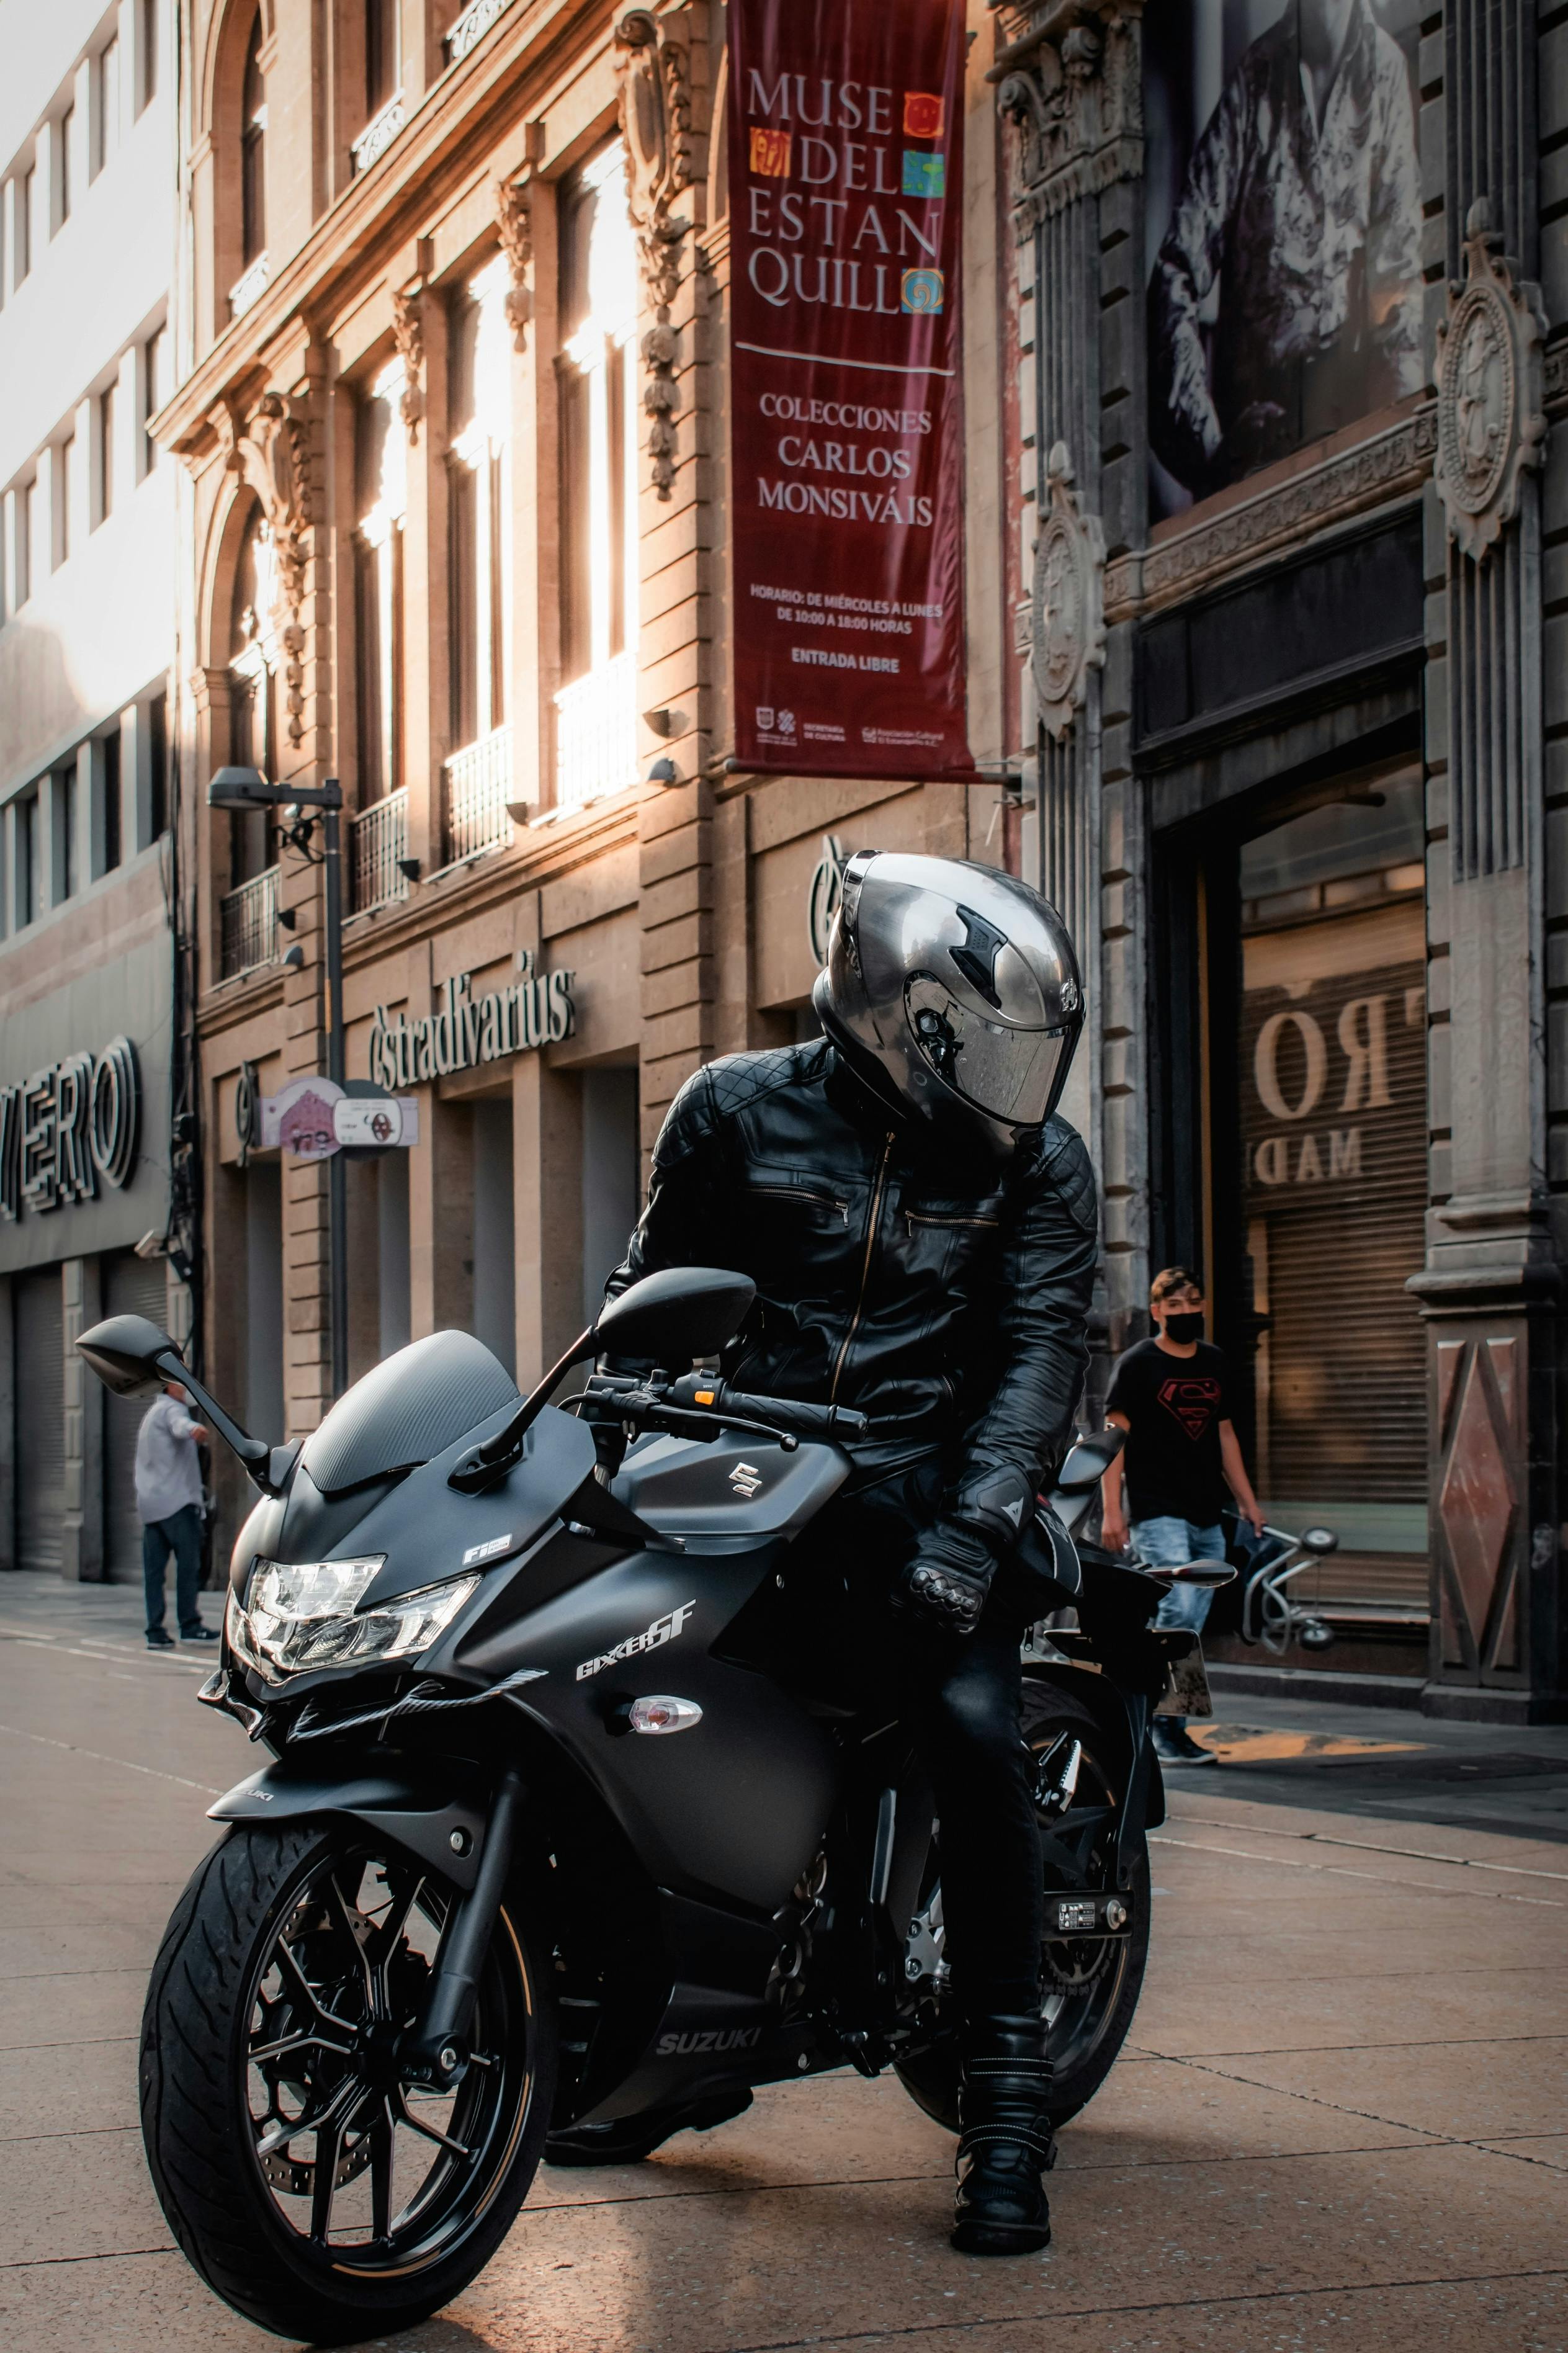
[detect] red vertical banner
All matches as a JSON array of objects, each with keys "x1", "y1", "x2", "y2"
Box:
[{"x1": 728, "y1": 0, "x2": 975, "y2": 781}]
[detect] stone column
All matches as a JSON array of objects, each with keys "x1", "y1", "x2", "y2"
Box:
[
  {"x1": 60, "y1": 1257, "x2": 104, "y2": 1582},
  {"x1": 511, "y1": 893, "x2": 584, "y2": 1386},
  {"x1": 0, "y1": 1278, "x2": 14, "y2": 1569},
  {"x1": 995, "y1": 0, "x2": 1144, "y2": 1383},
  {"x1": 1413, "y1": 0, "x2": 1563, "y2": 1718}
]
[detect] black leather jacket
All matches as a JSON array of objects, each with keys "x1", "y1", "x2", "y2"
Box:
[{"x1": 608, "y1": 1039, "x2": 1098, "y2": 1543}]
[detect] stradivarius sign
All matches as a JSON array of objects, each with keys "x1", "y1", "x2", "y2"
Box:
[{"x1": 367, "y1": 954, "x2": 575, "y2": 1091}]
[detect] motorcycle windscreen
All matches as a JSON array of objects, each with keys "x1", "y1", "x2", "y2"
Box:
[{"x1": 298, "y1": 1330, "x2": 518, "y2": 1494}]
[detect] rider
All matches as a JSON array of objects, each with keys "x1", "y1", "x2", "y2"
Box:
[{"x1": 550, "y1": 851, "x2": 1096, "y2": 2257}]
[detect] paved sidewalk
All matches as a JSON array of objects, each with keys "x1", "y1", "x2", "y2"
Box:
[{"x1": 1, "y1": 1571, "x2": 1564, "y2": 2351}]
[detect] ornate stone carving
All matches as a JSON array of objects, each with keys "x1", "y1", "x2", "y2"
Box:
[
  {"x1": 496, "y1": 177, "x2": 534, "y2": 352},
  {"x1": 226, "y1": 392, "x2": 313, "y2": 746},
  {"x1": 1031, "y1": 443, "x2": 1104, "y2": 741},
  {"x1": 614, "y1": 8, "x2": 693, "y2": 500},
  {"x1": 995, "y1": 2, "x2": 1142, "y2": 235},
  {"x1": 1104, "y1": 406, "x2": 1438, "y2": 622},
  {"x1": 391, "y1": 289, "x2": 425, "y2": 441},
  {"x1": 1433, "y1": 200, "x2": 1547, "y2": 562}
]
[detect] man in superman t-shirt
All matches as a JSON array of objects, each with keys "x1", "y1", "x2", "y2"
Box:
[{"x1": 1100, "y1": 1266, "x2": 1264, "y2": 1764}]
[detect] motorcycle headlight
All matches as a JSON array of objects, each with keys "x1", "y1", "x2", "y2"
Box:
[{"x1": 228, "y1": 1559, "x2": 478, "y2": 1684}]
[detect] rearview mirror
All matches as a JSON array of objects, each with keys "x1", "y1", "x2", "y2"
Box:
[
  {"x1": 593, "y1": 1266, "x2": 756, "y2": 1365},
  {"x1": 77, "y1": 1313, "x2": 185, "y2": 1398},
  {"x1": 1054, "y1": 1428, "x2": 1126, "y2": 1492}
]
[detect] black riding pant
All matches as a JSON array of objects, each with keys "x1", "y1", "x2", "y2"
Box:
[{"x1": 796, "y1": 1461, "x2": 1044, "y2": 2018}]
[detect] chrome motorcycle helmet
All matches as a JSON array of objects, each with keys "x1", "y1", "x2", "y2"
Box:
[{"x1": 812, "y1": 851, "x2": 1083, "y2": 1145}]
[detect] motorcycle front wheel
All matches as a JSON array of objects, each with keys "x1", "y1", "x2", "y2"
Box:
[
  {"x1": 895, "y1": 1684, "x2": 1151, "y2": 2133},
  {"x1": 139, "y1": 1819, "x2": 555, "y2": 2345}
]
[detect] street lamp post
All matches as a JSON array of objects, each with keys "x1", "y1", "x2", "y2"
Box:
[{"x1": 209, "y1": 767, "x2": 349, "y2": 1401}]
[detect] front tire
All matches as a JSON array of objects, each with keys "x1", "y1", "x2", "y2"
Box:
[
  {"x1": 140, "y1": 1821, "x2": 555, "y2": 2344},
  {"x1": 896, "y1": 1685, "x2": 1150, "y2": 2134}
]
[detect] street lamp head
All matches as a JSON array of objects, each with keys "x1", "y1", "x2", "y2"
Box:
[{"x1": 208, "y1": 764, "x2": 278, "y2": 811}]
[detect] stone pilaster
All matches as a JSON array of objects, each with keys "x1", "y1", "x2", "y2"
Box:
[
  {"x1": 1412, "y1": 0, "x2": 1563, "y2": 1718},
  {"x1": 60, "y1": 1257, "x2": 104, "y2": 1582},
  {"x1": 995, "y1": 1, "x2": 1143, "y2": 1380}
]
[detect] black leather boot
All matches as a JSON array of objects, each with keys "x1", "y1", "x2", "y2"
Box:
[{"x1": 950, "y1": 2013, "x2": 1055, "y2": 2256}]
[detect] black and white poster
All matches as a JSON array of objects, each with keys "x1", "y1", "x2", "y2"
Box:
[{"x1": 1145, "y1": 1, "x2": 1422, "y2": 523}]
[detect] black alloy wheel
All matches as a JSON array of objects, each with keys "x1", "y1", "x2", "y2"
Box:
[
  {"x1": 140, "y1": 1821, "x2": 555, "y2": 2345},
  {"x1": 895, "y1": 1685, "x2": 1150, "y2": 2133}
]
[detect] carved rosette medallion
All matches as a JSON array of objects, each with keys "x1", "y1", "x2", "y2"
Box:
[
  {"x1": 1031, "y1": 443, "x2": 1104, "y2": 741},
  {"x1": 1434, "y1": 200, "x2": 1546, "y2": 562},
  {"x1": 614, "y1": 8, "x2": 693, "y2": 500},
  {"x1": 225, "y1": 392, "x2": 315, "y2": 746}
]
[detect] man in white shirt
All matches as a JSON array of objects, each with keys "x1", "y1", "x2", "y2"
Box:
[{"x1": 135, "y1": 1381, "x2": 217, "y2": 1651}]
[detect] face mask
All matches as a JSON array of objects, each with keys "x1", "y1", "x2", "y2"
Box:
[{"x1": 1161, "y1": 1311, "x2": 1205, "y2": 1343}]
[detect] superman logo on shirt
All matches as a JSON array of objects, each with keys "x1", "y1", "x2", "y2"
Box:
[{"x1": 1158, "y1": 1374, "x2": 1221, "y2": 1441}]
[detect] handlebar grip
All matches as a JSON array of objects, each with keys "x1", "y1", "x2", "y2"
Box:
[{"x1": 717, "y1": 1386, "x2": 868, "y2": 1440}]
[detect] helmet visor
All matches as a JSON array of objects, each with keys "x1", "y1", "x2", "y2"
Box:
[{"x1": 905, "y1": 977, "x2": 1075, "y2": 1128}]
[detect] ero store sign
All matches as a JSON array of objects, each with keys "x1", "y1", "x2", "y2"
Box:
[
  {"x1": 0, "y1": 1037, "x2": 140, "y2": 1220},
  {"x1": 367, "y1": 954, "x2": 575, "y2": 1091}
]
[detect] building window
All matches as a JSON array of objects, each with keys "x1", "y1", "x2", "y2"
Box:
[
  {"x1": 143, "y1": 325, "x2": 165, "y2": 472},
  {"x1": 14, "y1": 478, "x2": 34, "y2": 606},
  {"x1": 555, "y1": 143, "x2": 637, "y2": 810},
  {"x1": 366, "y1": 0, "x2": 398, "y2": 112},
  {"x1": 96, "y1": 382, "x2": 115, "y2": 524},
  {"x1": 15, "y1": 794, "x2": 36, "y2": 926},
  {"x1": 56, "y1": 765, "x2": 77, "y2": 902},
  {"x1": 355, "y1": 364, "x2": 406, "y2": 799},
  {"x1": 100, "y1": 728, "x2": 122, "y2": 873},
  {"x1": 54, "y1": 433, "x2": 74, "y2": 568},
  {"x1": 57, "y1": 107, "x2": 75, "y2": 229},
  {"x1": 140, "y1": 0, "x2": 158, "y2": 112},
  {"x1": 94, "y1": 38, "x2": 120, "y2": 176},
  {"x1": 16, "y1": 166, "x2": 34, "y2": 280},
  {"x1": 148, "y1": 689, "x2": 168, "y2": 840},
  {"x1": 240, "y1": 14, "x2": 266, "y2": 268},
  {"x1": 446, "y1": 261, "x2": 511, "y2": 755},
  {"x1": 230, "y1": 511, "x2": 277, "y2": 885}
]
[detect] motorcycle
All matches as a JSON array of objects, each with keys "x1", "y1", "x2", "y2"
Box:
[{"x1": 78, "y1": 1268, "x2": 1228, "y2": 2345}]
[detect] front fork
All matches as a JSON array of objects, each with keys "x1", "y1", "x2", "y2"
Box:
[{"x1": 400, "y1": 1765, "x2": 526, "y2": 2089}]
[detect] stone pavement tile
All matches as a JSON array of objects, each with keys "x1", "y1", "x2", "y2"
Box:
[
  {"x1": 0, "y1": 2034, "x2": 138, "y2": 2139},
  {"x1": 0, "y1": 1871, "x2": 186, "y2": 1934},
  {"x1": 1051, "y1": 2056, "x2": 1436, "y2": 2169},
  {"x1": 0, "y1": 1919, "x2": 159, "y2": 1976},
  {"x1": 0, "y1": 1966, "x2": 145, "y2": 2051},
  {"x1": 0, "y1": 2252, "x2": 277, "y2": 2353},
  {"x1": 1149, "y1": 1922, "x2": 1564, "y2": 1983},
  {"x1": 1160, "y1": 1796, "x2": 1568, "y2": 1883},
  {"x1": 0, "y1": 2118, "x2": 168, "y2": 2263},
  {"x1": 1132, "y1": 1965, "x2": 1568, "y2": 2056},
  {"x1": 0, "y1": 1841, "x2": 205, "y2": 1888},
  {"x1": 1478, "y1": 2137, "x2": 1568, "y2": 2172},
  {"x1": 764, "y1": 2273, "x2": 1568, "y2": 2353},
  {"x1": 431, "y1": 2143, "x2": 1566, "y2": 2353},
  {"x1": 1188, "y1": 2037, "x2": 1568, "y2": 2141}
]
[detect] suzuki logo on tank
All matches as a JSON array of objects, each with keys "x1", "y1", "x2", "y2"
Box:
[{"x1": 0, "y1": 1036, "x2": 140, "y2": 1221}]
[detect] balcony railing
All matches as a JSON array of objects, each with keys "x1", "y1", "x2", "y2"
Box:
[
  {"x1": 351, "y1": 92, "x2": 406, "y2": 173},
  {"x1": 446, "y1": 0, "x2": 513, "y2": 63},
  {"x1": 220, "y1": 865, "x2": 279, "y2": 980},
  {"x1": 229, "y1": 252, "x2": 270, "y2": 320},
  {"x1": 350, "y1": 789, "x2": 410, "y2": 915},
  {"x1": 442, "y1": 728, "x2": 514, "y2": 866},
  {"x1": 554, "y1": 652, "x2": 636, "y2": 813}
]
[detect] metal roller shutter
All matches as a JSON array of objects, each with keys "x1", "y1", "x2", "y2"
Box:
[
  {"x1": 104, "y1": 1254, "x2": 172, "y2": 1579},
  {"x1": 16, "y1": 1272, "x2": 65, "y2": 1574}
]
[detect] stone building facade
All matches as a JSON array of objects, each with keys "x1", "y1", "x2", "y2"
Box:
[
  {"x1": 995, "y1": 0, "x2": 1567, "y2": 1719},
  {"x1": 160, "y1": 0, "x2": 1022, "y2": 1555}
]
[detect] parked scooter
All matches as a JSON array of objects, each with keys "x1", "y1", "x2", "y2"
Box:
[{"x1": 78, "y1": 1271, "x2": 1229, "y2": 2345}]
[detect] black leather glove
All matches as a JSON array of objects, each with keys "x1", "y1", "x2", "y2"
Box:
[{"x1": 894, "y1": 1518, "x2": 997, "y2": 1637}]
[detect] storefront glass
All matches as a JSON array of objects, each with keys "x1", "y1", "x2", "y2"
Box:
[{"x1": 1236, "y1": 769, "x2": 1428, "y2": 1585}]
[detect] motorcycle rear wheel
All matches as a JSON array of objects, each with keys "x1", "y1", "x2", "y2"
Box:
[
  {"x1": 139, "y1": 1819, "x2": 555, "y2": 2345},
  {"x1": 895, "y1": 1685, "x2": 1150, "y2": 2133}
]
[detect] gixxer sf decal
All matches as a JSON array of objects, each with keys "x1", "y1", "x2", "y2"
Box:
[{"x1": 575, "y1": 1601, "x2": 697, "y2": 1683}]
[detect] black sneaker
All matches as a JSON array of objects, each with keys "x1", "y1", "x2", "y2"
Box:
[
  {"x1": 1152, "y1": 1721, "x2": 1217, "y2": 1765},
  {"x1": 146, "y1": 1628, "x2": 176, "y2": 1650},
  {"x1": 181, "y1": 1626, "x2": 220, "y2": 1643}
]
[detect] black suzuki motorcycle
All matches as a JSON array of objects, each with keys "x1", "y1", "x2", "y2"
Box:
[{"x1": 78, "y1": 1269, "x2": 1225, "y2": 2345}]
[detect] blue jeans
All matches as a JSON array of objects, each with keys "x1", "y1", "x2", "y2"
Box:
[
  {"x1": 1132, "y1": 1518, "x2": 1225, "y2": 1734},
  {"x1": 143, "y1": 1505, "x2": 205, "y2": 1637}
]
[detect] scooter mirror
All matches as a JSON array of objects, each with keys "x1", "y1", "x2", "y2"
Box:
[
  {"x1": 593, "y1": 1265, "x2": 757, "y2": 1364},
  {"x1": 77, "y1": 1313, "x2": 186, "y2": 1398},
  {"x1": 1165, "y1": 1561, "x2": 1236, "y2": 1586}
]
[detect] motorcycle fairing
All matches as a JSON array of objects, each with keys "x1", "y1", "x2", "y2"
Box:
[
  {"x1": 612, "y1": 1430, "x2": 851, "y2": 1543},
  {"x1": 208, "y1": 1752, "x2": 490, "y2": 1891}
]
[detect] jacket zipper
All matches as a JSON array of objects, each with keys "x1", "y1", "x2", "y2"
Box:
[
  {"x1": 830, "y1": 1131, "x2": 895, "y2": 1404},
  {"x1": 748, "y1": 1183, "x2": 849, "y2": 1221},
  {"x1": 905, "y1": 1210, "x2": 999, "y2": 1230}
]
